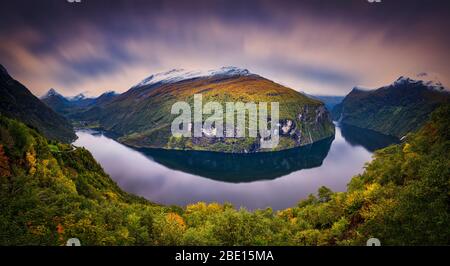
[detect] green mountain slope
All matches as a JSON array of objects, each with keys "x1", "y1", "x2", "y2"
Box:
[
  {"x1": 1, "y1": 105, "x2": 448, "y2": 245},
  {"x1": 0, "y1": 65, "x2": 76, "y2": 143},
  {"x1": 332, "y1": 77, "x2": 450, "y2": 138},
  {"x1": 74, "y1": 67, "x2": 335, "y2": 153}
]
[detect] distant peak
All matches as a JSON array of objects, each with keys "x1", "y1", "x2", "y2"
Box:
[
  {"x1": 134, "y1": 66, "x2": 252, "y2": 88},
  {"x1": 393, "y1": 73, "x2": 446, "y2": 91},
  {"x1": 42, "y1": 88, "x2": 63, "y2": 99},
  {"x1": 97, "y1": 91, "x2": 118, "y2": 98},
  {"x1": 101, "y1": 90, "x2": 117, "y2": 96},
  {"x1": 70, "y1": 93, "x2": 86, "y2": 101},
  {"x1": 394, "y1": 76, "x2": 417, "y2": 85}
]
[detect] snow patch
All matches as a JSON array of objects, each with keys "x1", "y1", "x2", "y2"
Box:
[
  {"x1": 393, "y1": 73, "x2": 446, "y2": 91},
  {"x1": 68, "y1": 93, "x2": 87, "y2": 101},
  {"x1": 134, "y1": 66, "x2": 252, "y2": 88}
]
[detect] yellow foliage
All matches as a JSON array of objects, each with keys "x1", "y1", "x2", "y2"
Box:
[
  {"x1": 29, "y1": 225, "x2": 46, "y2": 236},
  {"x1": 290, "y1": 217, "x2": 298, "y2": 225},
  {"x1": 333, "y1": 192, "x2": 346, "y2": 207},
  {"x1": 344, "y1": 191, "x2": 363, "y2": 210},
  {"x1": 186, "y1": 202, "x2": 208, "y2": 213},
  {"x1": 363, "y1": 183, "x2": 381, "y2": 200},
  {"x1": 277, "y1": 208, "x2": 294, "y2": 220},
  {"x1": 186, "y1": 202, "x2": 223, "y2": 215},
  {"x1": 360, "y1": 198, "x2": 396, "y2": 221},
  {"x1": 207, "y1": 202, "x2": 222, "y2": 212},
  {"x1": 402, "y1": 143, "x2": 412, "y2": 153},
  {"x1": 26, "y1": 149, "x2": 36, "y2": 175},
  {"x1": 119, "y1": 227, "x2": 130, "y2": 239},
  {"x1": 105, "y1": 191, "x2": 119, "y2": 201}
]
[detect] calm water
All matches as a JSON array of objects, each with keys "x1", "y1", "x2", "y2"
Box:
[{"x1": 73, "y1": 124, "x2": 399, "y2": 210}]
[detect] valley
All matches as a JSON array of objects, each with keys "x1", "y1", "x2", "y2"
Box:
[{"x1": 0, "y1": 64, "x2": 448, "y2": 245}]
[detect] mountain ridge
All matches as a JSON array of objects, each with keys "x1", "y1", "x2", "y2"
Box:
[
  {"x1": 41, "y1": 88, "x2": 119, "y2": 116},
  {"x1": 0, "y1": 64, "x2": 76, "y2": 142},
  {"x1": 332, "y1": 75, "x2": 450, "y2": 137}
]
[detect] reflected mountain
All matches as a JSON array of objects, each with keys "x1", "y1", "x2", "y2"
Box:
[
  {"x1": 138, "y1": 137, "x2": 334, "y2": 183},
  {"x1": 340, "y1": 123, "x2": 400, "y2": 152}
]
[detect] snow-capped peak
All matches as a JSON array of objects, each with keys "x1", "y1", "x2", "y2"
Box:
[
  {"x1": 134, "y1": 66, "x2": 252, "y2": 88},
  {"x1": 393, "y1": 73, "x2": 446, "y2": 91},
  {"x1": 68, "y1": 93, "x2": 87, "y2": 101},
  {"x1": 41, "y1": 88, "x2": 63, "y2": 99}
]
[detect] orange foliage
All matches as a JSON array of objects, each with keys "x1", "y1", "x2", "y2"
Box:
[
  {"x1": 56, "y1": 223, "x2": 65, "y2": 243},
  {"x1": 166, "y1": 213, "x2": 186, "y2": 229}
]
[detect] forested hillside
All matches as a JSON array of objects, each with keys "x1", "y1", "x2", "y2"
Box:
[{"x1": 332, "y1": 77, "x2": 449, "y2": 138}]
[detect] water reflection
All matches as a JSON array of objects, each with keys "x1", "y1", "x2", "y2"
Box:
[
  {"x1": 73, "y1": 125, "x2": 395, "y2": 210},
  {"x1": 138, "y1": 137, "x2": 333, "y2": 182},
  {"x1": 340, "y1": 123, "x2": 400, "y2": 152}
]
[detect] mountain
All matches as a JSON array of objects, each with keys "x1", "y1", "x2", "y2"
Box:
[
  {"x1": 304, "y1": 93, "x2": 345, "y2": 111},
  {"x1": 332, "y1": 75, "x2": 450, "y2": 138},
  {"x1": 40, "y1": 88, "x2": 72, "y2": 114},
  {"x1": 41, "y1": 89, "x2": 118, "y2": 116},
  {"x1": 68, "y1": 93, "x2": 87, "y2": 102},
  {"x1": 66, "y1": 93, "x2": 96, "y2": 108},
  {"x1": 74, "y1": 66, "x2": 335, "y2": 153},
  {"x1": 0, "y1": 65, "x2": 76, "y2": 142},
  {"x1": 92, "y1": 91, "x2": 118, "y2": 105}
]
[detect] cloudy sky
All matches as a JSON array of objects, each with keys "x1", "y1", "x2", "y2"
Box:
[{"x1": 0, "y1": 0, "x2": 449, "y2": 97}]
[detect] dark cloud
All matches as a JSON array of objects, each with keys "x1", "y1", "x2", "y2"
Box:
[{"x1": 0, "y1": 0, "x2": 449, "y2": 96}]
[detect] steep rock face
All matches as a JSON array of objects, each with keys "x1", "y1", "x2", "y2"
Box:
[
  {"x1": 332, "y1": 76, "x2": 450, "y2": 138},
  {"x1": 75, "y1": 67, "x2": 335, "y2": 153},
  {"x1": 0, "y1": 64, "x2": 76, "y2": 143},
  {"x1": 296, "y1": 105, "x2": 333, "y2": 144}
]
